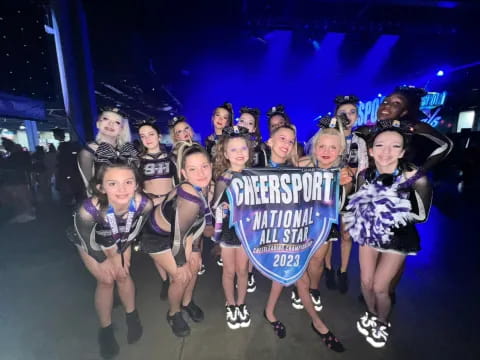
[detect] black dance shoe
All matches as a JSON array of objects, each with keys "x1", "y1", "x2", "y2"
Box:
[
  {"x1": 167, "y1": 311, "x2": 190, "y2": 337},
  {"x1": 182, "y1": 300, "x2": 204, "y2": 322},
  {"x1": 311, "y1": 324, "x2": 345, "y2": 353},
  {"x1": 98, "y1": 324, "x2": 119, "y2": 359},
  {"x1": 126, "y1": 309, "x2": 143, "y2": 344},
  {"x1": 263, "y1": 310, "x2": 286, "y2": 339}
]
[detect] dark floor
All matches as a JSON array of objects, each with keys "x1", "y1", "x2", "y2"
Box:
[{"x1": 0, "y1": 190, "x2": 479, "y2": 360}]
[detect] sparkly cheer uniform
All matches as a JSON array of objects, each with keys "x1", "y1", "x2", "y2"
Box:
[
  {"x1": 212, "y1": 170, "x2": 242, "y2": 247},
  {"x1": 140, "y1": 183, "x2": 211, "y2": 266},
  {"x1": 68, "y1": 194, "x2": 153, "y2": 262},
  {"x1": 140, "y1": 148, "x2": 177, "y2": 198},
  {"x1": 344, "y1": 167, "x2": 432, "y2": 255}
]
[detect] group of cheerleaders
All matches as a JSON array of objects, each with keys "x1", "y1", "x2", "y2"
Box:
[{"x1": 70, "y1": 85, "x2": 452, "y2": 358}]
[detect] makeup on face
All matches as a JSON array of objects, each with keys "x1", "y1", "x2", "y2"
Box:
[{"x1": 182, "y1": 153, "x2": 212, "y2": 188}]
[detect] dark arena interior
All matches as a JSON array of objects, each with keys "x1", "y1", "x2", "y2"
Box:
[{"x1": 0, "y1": 0, "x2": 479, "y2": 359}]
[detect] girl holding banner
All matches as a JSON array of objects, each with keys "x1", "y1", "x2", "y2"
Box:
[
  {"x1": 344, "y1": 126, "x2": 432, "y2": 348},
  {"x1": 261, "y1": 124, "x2": 311, "y2": 341},
  {"x1": 140, "y1": 143, "x2": 213, "y2": 337},
  {"x1": 291, "y1": 119, "x2": 353, "y2": 352},
  {"x1": 212, "y1": 126, "x2": 254, "y2": 330}
]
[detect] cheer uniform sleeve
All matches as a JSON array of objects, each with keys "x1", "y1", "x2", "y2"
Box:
[
  {"x1": 212, "y1": 174, "x2": 231, "y2": 242},
  {"x1": 71, "y1": 201, "x2": 107, "y2": 262},
  {"x1": 172, "y1": 185, "x2": 204, "y2": 265},
  {"x1": 77, "y1": 146, "x2": 95, "y2": 190},
  {"x1": 356, "y1": 136, "x2": 369, "y2": 175},
  {"x1": 408, "y1": 174, "x2": 432, "y2": 224},
  {"x1": 413, "y1": 122, "x2": 453, "y2": 172}
]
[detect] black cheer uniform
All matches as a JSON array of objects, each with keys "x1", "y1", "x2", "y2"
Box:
[{"x1": 68, "y1": 194, "x2": 153, "y2": 262}]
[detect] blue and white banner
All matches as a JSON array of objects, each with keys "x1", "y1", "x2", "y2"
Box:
[{"x1": 226, "y1": 167, "x2": 340, "y2": 286}]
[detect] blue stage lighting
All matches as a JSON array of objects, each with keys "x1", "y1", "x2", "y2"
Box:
[
  {"x1": 312, "y1": 40, "x2": 320, "y2": 51},
  {"x1": 377, "y1": 93, "x2": 382, "y2": 97},
  {"x1": 436, "y1": 70, "x2": 445, "y2": 77}
]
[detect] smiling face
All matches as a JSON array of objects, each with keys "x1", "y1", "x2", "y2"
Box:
[
  {"x1": 224, "y1": 137, "x2": 249, "y2": 170},
  {"x1": 237, "y1": 113, "x2": 256, "y2": 133},
  {"x1": 377, "y1": 94, "x2": 408, "y2": 121},
  {"x1": 139, "y1": 125, "x2": 161, "y2": 152},
  {"x1": 268, "y1": 127, "x2": 295, "y2": 163},
  {"x1": 212, "y1": 108, "x2": 230, "y2": 132},
  {"x1": 173, "y1": 121, "x2": 193, "y2": 142},
  {"x1": 369, "y1": 131, "x2": 405, "y2": 172},
  {"x1": 314, "y1": 134, "x2": 342, "y2": 169},
  {"x1": 181, "y1": 152, "x2": 212, "y2": 188},
  {"x1": 336, "y1": 103, "x2": 358, "y2": 129},
  {"x1": 96, "y1": 111, "x2": 123, "y2": 139},
  {"x1": 100, "y1": 167, "x2": 137, "y2": 209}
]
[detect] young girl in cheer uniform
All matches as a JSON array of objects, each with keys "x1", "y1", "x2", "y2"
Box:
[
  {"x1": 77, "y1": 108, "x2": 132, "y2": 194},
  {"x1": 290, "y1": 118, "x2": 353, "y2": 352},
  {"x1": 344, "y1": 127, "x2": 432, "y2": 348},
  {"x1": 137, "y1": 119, "x2": 177, "y2": 299},
  {"x1": 212, "y1": 126, "x2": 253, "y2": 329},
  {"x1": 205, "y1": 102, "x2": 234, "y2": 158},
  {"x1": 237, "y1": 107, "x2": 268, "y2": 167},
  {"x1": 235, "y1": 107, "x2": 268, "y2": 289},
  {"x1": 262, "y1": 124, "x2": 296, "y2": 339},
  {"x1": 139, "y1": 143, "x2": 212, "y2": 337},
  {"x1": 324, "y1": 95, "x2": 368, "y2": 293},
  {"x1": 69, "y1": 158, "x2": 153, "y2": 359}
]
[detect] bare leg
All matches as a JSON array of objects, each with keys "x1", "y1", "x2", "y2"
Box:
[
  {"x1": 235, "y1": 247, "x2": 249, "y2": 304},
  {"x1": 79, "y1": 249, "x2": 115, "y2": 327},
  {"x1": 297, "y1": 273, "x2": 329, "y2": 333},
  {"x1": 339, "y1": 223, "x2": 352, "y2": 273},
  {"x1": 308, "y1": 243, "x2": 329, "y2": 289},
  {"x1": 359, "y1": 245, "x2": 380, "y2": 314},
  {"x1": 95, "y1": 282, "x2": 115, "y2": 327},
  {"x1": 221, "y1": 247, "x2": 236, "y2": 305},
  {"x1": 373, "y1": 253, "x2": 406, "y2": 323},
  {"x1": 265, "y1": 281, "x2": 284, "y2": 322},
  {"x1": 168, "y1": 277, "x2": 186, "y2": 315},
  {"x1": 389, "y1": 261, "x2": 406, "y2": 293},
  {"x1": 182, "y1": 263, "x2": 199, "y2": 307},
  {"x1": 324, "y1": 241, "x2": 333, "y2": 270}
]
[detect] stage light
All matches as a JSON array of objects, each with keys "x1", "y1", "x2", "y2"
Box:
[
  {"x1": 311, "y1": 40, "x2": 320, "y2": 51},
  {"x1": 377, "y1": 93, "x2": 382, "y2": 97},
  {"x1": 436, "y1": 70, "x2": 444, "y2": 77}
]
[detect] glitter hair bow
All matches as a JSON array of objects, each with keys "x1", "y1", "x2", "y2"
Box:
[
  {"x1": 95, "y1": 142, "x2": 139, "y2": 167},
  {"x1": 168, "y1": 115, "x2": 187, "y2": 128},
  {"x1": 222, "y1": 125, "x2": 250, "y2": 137},
  {"x1": 334, "y1": 95, "x2": 359, "y2": 106},
  {"x1": 317, "y1": 115, "x2": 349, "y2": 129}
]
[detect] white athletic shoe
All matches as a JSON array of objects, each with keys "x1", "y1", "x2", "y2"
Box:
[
  {"x1": 237, "y1": 304, "x2": 251, "y2": 328},
  {"x1": 366, "y1": 321, "x2": 390, "y2": 348},
  {"x1": 226, "y1": 305, "x2": 240, "y2": 330},
  {"x1": 247, "y1": 272, "x2": 256, "y2": 293},
  {"x1": 290, "y1": 287, "x2": 304, "y2": 310}
]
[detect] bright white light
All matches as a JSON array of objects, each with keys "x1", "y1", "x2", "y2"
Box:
[
  {"x1": 457, "y1": 110, "x2": 475, "y2": 133},
  {"x1": 436, "y1": 70, "x2": 444, "y2": 77}
]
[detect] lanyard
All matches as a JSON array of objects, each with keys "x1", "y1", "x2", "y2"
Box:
[
  {"x1": 105, "y1": 198, "x2": 136, "y2": 265},
  {"x1": 193, "y1": 185, "x2": 212, "y2": 224}
]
